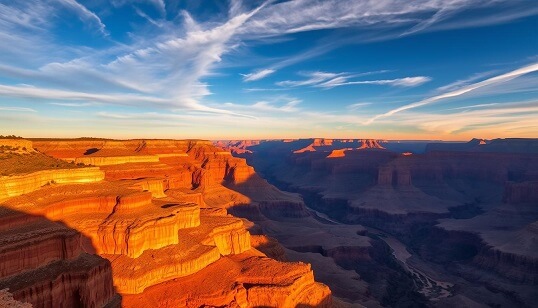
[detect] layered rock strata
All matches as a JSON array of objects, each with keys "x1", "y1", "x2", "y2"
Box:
[
  {"x1": 0, "y1": 168, "x2": 104, "y2": 200},
  {"x1": 1, "y1": 138, "x2": 332, "y2": 307}
]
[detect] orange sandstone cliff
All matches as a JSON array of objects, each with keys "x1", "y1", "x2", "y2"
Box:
[{"x1": 0, "y1": 138, "x2": 332, "y2": 307}]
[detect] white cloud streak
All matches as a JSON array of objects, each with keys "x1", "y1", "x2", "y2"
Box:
[
  {"x1": 242, "y1": 69, "x2": 275, "y2": 81},
  {"x1": 240, "y1": 0, "x2": 536, "y2": 37},
  {"x1": 55, "y1": 0, "x2": 107, "y2": 35},
  {"x1": 364, "y1": 62, "x2": 538, "y2": 125},
  {"x1": 277, "y1": 71, "x2": 429, "y2": 89},
  {"x1": 436, "y1": 71, "x2": 495, "y2": 92},
  {"x1": 0, "y1": 106, "x2": 37, "y2": 112},
  {"x1": 276, "y1": 71, "x2": 341, "y2": 87},
  {"x1": 347, "y1": 102, "x2": 372, "y2": 110},
  {"x1": 319, "y1": 76, "x2": 431, "y2": 88}
]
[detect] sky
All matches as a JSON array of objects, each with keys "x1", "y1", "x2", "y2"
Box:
[{"x1": 0, "y1": 0, "x2": 537, "y2": 140}]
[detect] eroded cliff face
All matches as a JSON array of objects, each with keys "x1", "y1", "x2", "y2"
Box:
[
  {"x1": 0, "y1": 138, "x2": 332, "y2": 307},
  {"x1": 0, "y1": 206, "x2": 118, "y2": 308},
  {"x1": 503, "y1": 181, "x2": 538, "y2": 204}
]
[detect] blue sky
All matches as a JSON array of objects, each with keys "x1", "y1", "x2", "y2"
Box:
[{"x1": 0, "y1": 0, "x2": 537, "y2": 140}]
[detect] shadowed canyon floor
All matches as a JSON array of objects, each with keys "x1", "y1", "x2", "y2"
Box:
[
  {"x1": 218, "y1": 138, "x2": 538, "y2": 308},
  {"x1": 0, "y1": 138, "x2": 332, "y2": 307}
]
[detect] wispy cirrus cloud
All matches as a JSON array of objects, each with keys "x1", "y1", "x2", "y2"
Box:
[
  {"x1": 319, "y1": 76, "x2": 431, "y2": 88},
  {"x1": 241, "y1": 0, "x2": 537, "y2": 37},
  {"x1": 238, "y1": 0, "x2": 537, "y2": 82},
  {"x1": 347, "y1": 102, "x2": 372, "y2": 110},
  {"x1": 277, "y1": 71, "x2": 429, "y2": 89},
  {"x1": 49, "y1": 102, "x2": 98, "y2": 107},
  {"x1": 0, "y1": 0, "x2": 537, "y2": 139},
  {"x1": 219, "y1": 96, "x2": 302, "y2": 115},
  {"x1": 56, "y1": 0, "x2": 108, "y2": 35},
  {"x1": 0, "y1": 106, "x2": 37, "y2": 112},
  {"x1": 389, "y1": 101, "x2": 538, "y2": 135},
  {"x1": 436, "y1": 71, "x2": 496, "y2": 92},
  {"x1": 0, "y1": 1, "x2": 269, "y2": 116},
  {"x1": 364, "y1": 62, "x2": 538, "y2": 125},
  {"x1": 249, "y1": 99, "x2": 301, "y2": 113},
  {"x1": 276, "y1": 71, "x2": 342, "y2": 87},
  {"x1": 241, "y1": 69, "x2": 275, "y2": 81}
]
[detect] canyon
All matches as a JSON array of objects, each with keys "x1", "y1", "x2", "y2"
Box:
[
  {"x1": 1, "y1": 136, "x2": 536, "y2": 307},
  {"x1": 218, "y1": 138, "x2": 538, "y2": 308},
  {"x1": 0, "y1": 138, "x2": 332, "y2": 307}
]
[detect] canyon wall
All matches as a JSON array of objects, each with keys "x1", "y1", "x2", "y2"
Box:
[{"x1": 1, "y1": 138, "x2": 332, "y2": 307}]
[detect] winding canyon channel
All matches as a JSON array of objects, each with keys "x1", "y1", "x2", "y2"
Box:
[{"x1": 305, "y1": 206, "x2": 454, "y2": 301}]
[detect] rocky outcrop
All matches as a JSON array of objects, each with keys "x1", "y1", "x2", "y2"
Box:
[
  {"x1": 358, "y1": 139, "x2": 385, "y2": 150},
  {"x1": 239, "y1": 256, "x2": 332, "y2": 307},
  {"x1": 293, "y1": 143, "x2": 317, "y2": 153},
  {"x1": 0, "y1": 168, "x2": 104, "y2": 200},
  {"x1": 225, "y1": 160, "x2": 256, "y2": 184},
  {"x1": 213, "y1": 140, "x2": 262, "y2": 154},
  {"x1": 313, "y1": 138, "x2": 333, "y2": 147},
  {"x1": 121, "y1": 252, "x2": 332, "y2": 308},
  {"x1": 326, "y1": 148, "x2": 352, "y2": 158}
]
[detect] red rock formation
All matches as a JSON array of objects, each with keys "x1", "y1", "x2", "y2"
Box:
[
  {"x1": 293, "y1": 143, "x2": 317, "y2": 153},
  {"x1": 358, "y1": 139, "x2": 385, "y2": 149},
  {"x1": 213, "y1": 140, "x2": 262, "y2": 154},
  {"x1": 327, "y1": 148, "x2": 353, "y2": 158},
  {"x1": 1, "y1": 138, "x2": 332, "y2": 307},
  {"x1": 313, "y1": 138, "x2": 333, "y2": 147},
  {"x1": 293, "y1": 139, "x2": 338, "y2": 154}
]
